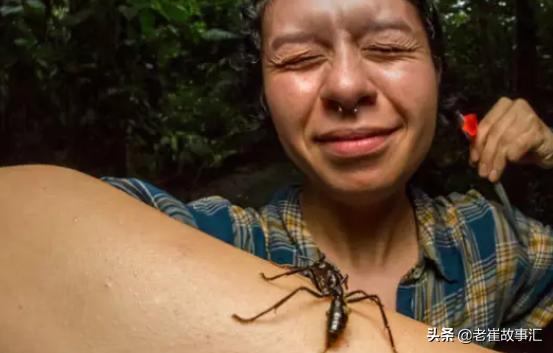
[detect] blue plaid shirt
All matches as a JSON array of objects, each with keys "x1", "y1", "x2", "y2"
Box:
[{"x1": 102, "y1": 177, "x2": 552, "y2": 348}]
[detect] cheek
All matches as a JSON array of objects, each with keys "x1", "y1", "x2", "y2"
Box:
[
  {"x1": 409, "y1": 71, "x2": 438, "y2": 143},
  {"x1": 264, "y1": 72, "x2": 320, "y2": 138},
  {"x1": 377, "y1": 63, "x2": 439, "y2": 172},
  {"x1": 380, "y1": 63, "x2": 438, "y2": 132}
]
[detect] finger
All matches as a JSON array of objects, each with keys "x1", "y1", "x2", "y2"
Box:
[
  {"x1": 489, "y1": 148, "x2": 507, "y2": 183},
  {"x1": 489, "y1": 115, "x2": 542, "y2": 181},
  {"x1": 505, "y1": 131, "x2": 535, "y2": 163},
  {"x1": 478, "y1": 107, "x2": 517, "y2": 178},
  {"x1": 469, "y1": 140, "x2": 482, "y2": 165},
  {"x1": 527, "y1": 119, "x2": 550, "y2": 158},
  {"x1": 473, "y1": 97, "x2": 513, "y2": 163},
  {"x1": 488, "y1": 118, "x2": 528, "y2": 182},
  {"x1": 469, "y1": 140, "x2": 478, "y2": 165},
  {"x1": 506, "y1": 123, "x2": 543, "y2": 163}
]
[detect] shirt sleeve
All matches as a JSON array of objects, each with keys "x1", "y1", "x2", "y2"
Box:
[
  {"x1": 495, "y1": 203, "x2": 553, "y2": 329},
  {"x1": 100, "y1": 177, "x2": 268, "y2": 259}
]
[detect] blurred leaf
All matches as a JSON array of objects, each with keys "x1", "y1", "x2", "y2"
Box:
[
  {"x1": 118, "y1": 5, "x2": 138, "y2": 20},
  {"x1": 0, "y1": 4, "x2": 23, "y2": 16},
  {"x1": 14, "y1": 37, "x2": 36, "y2": 48},
  {"x1": 139, "y1": 10, "x2": 156, "y2": 37},
  {"x1": 61, "y1": 8, "x2": 94, "y2": 26},
  {"x1": 201, "y1": 28, "x2": 239, "y2": 41},
  {"x1": 157, "y1": 2, "x2": 192, "y2": 23},
  {"x1": 25, "y1": 0, "x2": 45, "y2": 12}
]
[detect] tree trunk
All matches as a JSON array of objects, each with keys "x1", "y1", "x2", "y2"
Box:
[
  {"x1": 471, "y1": 0, "x2": 497, "y2": 98},
  {"x1": 514, "y1": 0, "x2": 539, "y2": 103}
]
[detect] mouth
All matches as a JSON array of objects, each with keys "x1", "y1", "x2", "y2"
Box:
[{"x1": 314, "y1": 127, "x2": 398, "y2": 159}]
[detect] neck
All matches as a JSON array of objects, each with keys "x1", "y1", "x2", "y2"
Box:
[{"x1": 301, "y1": 182, "x2": 418, "y2": 274}]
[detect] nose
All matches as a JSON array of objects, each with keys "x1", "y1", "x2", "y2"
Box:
[{"x1": 320, "y1": 47, "x2": 377, "y2": 113}]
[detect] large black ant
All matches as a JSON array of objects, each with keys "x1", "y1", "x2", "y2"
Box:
[{"x1": 232, "y1": 255, "x2": 398, "y2": 352}]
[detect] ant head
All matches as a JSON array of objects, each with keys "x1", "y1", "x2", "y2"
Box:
[{"x1": 312, "y1": 253, "x2": 326, "y2": 264}]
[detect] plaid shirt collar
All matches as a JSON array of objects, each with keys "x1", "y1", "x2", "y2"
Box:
[{"x1": 274, "y1": 184, "x2": 463, "y2": 283}]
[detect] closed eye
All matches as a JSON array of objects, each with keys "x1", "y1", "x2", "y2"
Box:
[
  {"x1": 362, "y1": 45, "x2": 418, "y2": 63},
  {"x1": 364, "y1": 45, "x2": 415, "y2": 54},
  {"x1": 277, "y1": 55, "x2": 325, "y2": 70}
]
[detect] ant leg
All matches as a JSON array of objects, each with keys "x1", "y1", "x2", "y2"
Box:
[
  {"x1": 341, "y1": 274, "x2": 349, "y2": 291},
  {"x1": 232, "y1": 286, "x2": 324, "y2": 322},
  {"x1": 273, "y1": 263, "x2": 299, "y2": 270},
  {"x1": 260, "y1": 267, "x2": 306, "y2": 281},
  {"x1": 346, "y1": 291, "x2": 397, "y2": 353},
  {"x1": 260, "y1": 260, "x2": 320, "y2": 281},
  {"x1": 345, "y1": 290, "x2": 375, "y2": 299}
]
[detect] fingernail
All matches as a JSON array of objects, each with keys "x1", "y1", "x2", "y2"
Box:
[
  {"x1": 489, "y1": 169, "x2": 498, "y2": 182},
  {"x1": 479, "y1": 163, "x2": 488, "y2": 177}
]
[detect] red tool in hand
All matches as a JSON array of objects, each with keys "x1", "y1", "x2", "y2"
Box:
[
  {"x1": 455, "y1": 111, "x2": 522, "y2": 238},
  {"x1": 461, "y1": 113, "x2": 478, "y2": 139}
]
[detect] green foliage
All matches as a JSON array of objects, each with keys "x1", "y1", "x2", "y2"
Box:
[
  {"x1": 440, "y1": 0, "x2": 515, "y2": 99},
  {"x1": 0, "y1": 0, "x2": 259, "y2": 178}
]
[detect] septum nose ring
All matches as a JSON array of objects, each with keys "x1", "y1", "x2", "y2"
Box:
[{"x1": 337, "y1": 105, "x2": 359, "y2": 115}]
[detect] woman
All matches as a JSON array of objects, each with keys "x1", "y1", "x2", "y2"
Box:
[
  {"x1": 1, "y1": 0, "x2": 551, "y2": 352},
  {"x1": 109, "y1": 0, "x2": 552, "y2": 332}
]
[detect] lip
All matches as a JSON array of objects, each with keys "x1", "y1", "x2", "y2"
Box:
[{"x1": 314, "y1": 127, "x2": 398, "y2": 159}]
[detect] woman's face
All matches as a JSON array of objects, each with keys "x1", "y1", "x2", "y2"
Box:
[{"x1": 262, "y1": 0, "x2": 439, "y2": 201}]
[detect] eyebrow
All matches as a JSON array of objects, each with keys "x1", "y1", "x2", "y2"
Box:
[
  {"x1": 358, "y1": 19, "x2": 415, "y2": 36},
  {"x1": 270, "y1": 32, "x2": 317, "y2": 51},
  {"x1": 270, "y1": 19, "x2": 415, "y2": 51}
]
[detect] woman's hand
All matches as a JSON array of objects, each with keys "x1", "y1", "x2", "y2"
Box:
[{"x1": 470, "y1": 97, "x2": 553, "y2": 182}]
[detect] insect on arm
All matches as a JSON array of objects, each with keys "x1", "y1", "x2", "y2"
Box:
[{"x1": 232, "y1": 255, "x2": 398, "y2": 353}]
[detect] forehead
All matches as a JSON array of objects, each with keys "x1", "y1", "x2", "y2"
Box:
[{"x1": 263, "y1": 0, "x2": 424, "y2": 40}]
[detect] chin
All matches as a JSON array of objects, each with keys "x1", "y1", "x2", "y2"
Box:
[{"x1": 314, "y1": 167, "x2": 408, "y2": 206}]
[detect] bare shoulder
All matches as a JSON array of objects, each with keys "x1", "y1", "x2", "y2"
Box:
[
  {"x1": 0, "y1": 163, "x2": 85, "y2": 180},
  {"x1": 0, "y1": 164, "x2": 158, "y2": 230},
  {"x1": 0, "y1": 164, "x2": 108, "y2": 198}
]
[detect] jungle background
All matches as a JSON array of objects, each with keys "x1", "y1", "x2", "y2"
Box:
[{"x1": 0, "y1": 0, "x2": 552, "y2": 350}]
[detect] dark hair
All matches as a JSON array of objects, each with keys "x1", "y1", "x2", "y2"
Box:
[{"x1": 238, "y1": 0, "x2": 451, "y2": 121}]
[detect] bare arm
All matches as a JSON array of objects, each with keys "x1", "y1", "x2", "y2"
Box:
[{"x1": 0, "y1": 165, "x2": 497, "y2": 353}]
